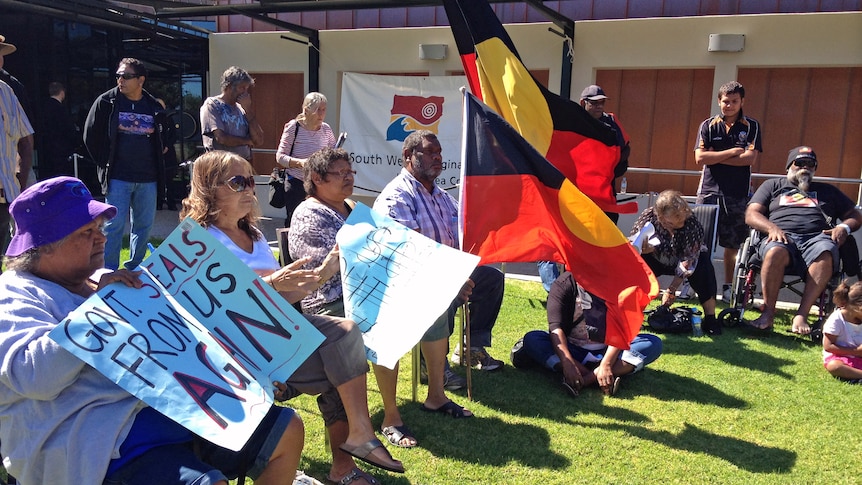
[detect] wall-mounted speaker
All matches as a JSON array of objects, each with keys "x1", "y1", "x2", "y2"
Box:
[
  {"x1": 708, "y1": 34, "x2": 745, "y2": 52},
  {"x1": 419, "y1": 44, "x2": 448, "y2": 60}
]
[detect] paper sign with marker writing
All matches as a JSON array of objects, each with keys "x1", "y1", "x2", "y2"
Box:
[
  {"x1": 49, "y1": 218, "x2": 324, "y2": 451},
  {"x1": 337, "y1": 203, "x2": 480, "y2": 369}
]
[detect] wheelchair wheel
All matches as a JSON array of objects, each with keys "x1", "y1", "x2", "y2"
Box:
[
  {"x1": 729, "y1": 234, "x2": 754, "y2": 308},
  {"x1": 809, "y1": 321, "x2": 824, "y2": 344},
  {"x1": 718, "y1": 307, "x2": 743, "y2": 327}
]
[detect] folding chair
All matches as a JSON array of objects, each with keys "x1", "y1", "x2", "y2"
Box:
[
  {"x1": 675, "y1": 203, "x2": 719, "y2": 298},
  {"x1": 411, "y1": 303, "x2": 473, "y2": 401}
]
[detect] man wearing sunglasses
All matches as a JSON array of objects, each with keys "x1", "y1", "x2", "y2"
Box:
[
  {"x1": 745, "y1": 146, "x2": 862, "y2": 334},
  {"x1": 84, "y1": 57, "x2": 169, "y2": 270}
]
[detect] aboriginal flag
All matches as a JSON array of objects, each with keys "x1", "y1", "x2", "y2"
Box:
[
  {"x1": 460, "y1": 92, "x2": 657, "y2": 350},
  {"x1": 443, "y1": 0, "x2": 637, "y2": 215}
]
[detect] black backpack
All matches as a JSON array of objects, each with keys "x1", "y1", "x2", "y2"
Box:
[{"x1": 646, "y1": 305, "x2": 694, "y2": 333}]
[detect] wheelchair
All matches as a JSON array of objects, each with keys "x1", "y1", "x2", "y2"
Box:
[{"x1": 718, "y1": 228, "x2": 859, "y2": 343}]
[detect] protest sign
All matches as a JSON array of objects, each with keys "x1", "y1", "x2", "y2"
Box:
[
  {"x1": 49, "y1": 219, "x2": 324, "y2": 451},
  {"x1": 337, "y1": 203, "x2": 480, "y2": 369}
]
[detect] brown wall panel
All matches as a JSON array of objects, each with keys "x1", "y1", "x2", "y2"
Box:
[
  {"x1": 596, "y1": 68, "x2": 714, "y2": 196},
  {"x1": 247, "y1": 72, "x2": 305, "y2": 175},
  {"x1": 740, "y1": 67, "x2": 862, "y2": 200}
]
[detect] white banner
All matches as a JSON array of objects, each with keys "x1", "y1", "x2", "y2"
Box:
[
  {"x1": 339, "y1": 72, "x2": 467, "y2": 198},
  {"x1": 337, "y1": 203, "x2": 480, "y2": 369}
]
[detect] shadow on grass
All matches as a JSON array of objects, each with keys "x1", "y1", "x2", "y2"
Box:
[
  {"x1": 653, "y1": 331, "x2": 797, "y2": 380},
  {"x1": 571, "y1": 421, "x2": 795, "y2": 474},
  {"x1": 368, "y1": 406, "x2": 569, "y2": 474},
  {"x1": 632, "y1": 368, "x2": 747, "y2": 408}
]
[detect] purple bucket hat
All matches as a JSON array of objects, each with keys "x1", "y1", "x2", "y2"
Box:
[{"x1": 7, "y1": 177, "x2": 117, "y2": 257}]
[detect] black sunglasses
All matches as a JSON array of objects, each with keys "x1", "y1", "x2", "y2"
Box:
[
  {"x1": 222, "y1": 175, "x2": 256, "y2": 192},
  {"x1": 115, "y1": 73, "x2": 140, "y2": 80},
  {"x1": 793, "y1": 158, "x2": 817, "y2": 169}
]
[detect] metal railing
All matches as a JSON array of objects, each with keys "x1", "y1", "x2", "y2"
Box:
[{"x1": 627, "y1": 167, "x2": 862, "y2": 204}]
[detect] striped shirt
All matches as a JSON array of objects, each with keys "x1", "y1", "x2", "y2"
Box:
[
  {"x1": 0, "y1": 80, "x2": 33, "y2": 201},
  {"x1": 275, "y1": 119, "x2": 335, "y2": 180},
  {"x1": 373, "y1": 168, "x2": 459, "y2": 249}
]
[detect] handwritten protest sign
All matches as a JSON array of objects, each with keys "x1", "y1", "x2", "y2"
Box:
[
  {"x1": 337, "y1": 203, "x2": 480, "y2": 369},
  {"x1": 49, "y1": 219, "x2": 324, "y2": 451}
]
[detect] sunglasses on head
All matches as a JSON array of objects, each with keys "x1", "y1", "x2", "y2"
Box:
[
  {"x1": 793, "y1": 158, "x2": 817, "y2": 169},
  {"x1": 222, "y1": 175, "x2": 256, "y2": 192},
  {"x1": 115, "y1": 73, "x2": 140, "y2": 80}
]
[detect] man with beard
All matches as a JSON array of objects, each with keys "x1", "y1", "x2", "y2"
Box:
[
  {"x1": 374, "y1": 130, "x2": 505, "y2": 418},
  {"x1": 745, "y1": 146, "x2": 862, "y2": 334}
]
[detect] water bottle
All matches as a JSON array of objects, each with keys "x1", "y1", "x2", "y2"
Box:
[
  {"x1": 620, "y1": 176, "x2": 627, "y2": 194},
  {"x1": 691, "y1": 310, "x2": 703, "y2": 337}
]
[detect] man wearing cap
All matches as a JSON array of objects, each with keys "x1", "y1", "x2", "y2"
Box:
[
  {"x1": 83, "y1": 57, "x2": 168, "y2": 270},
  {"x1": 538, "y1": 85, "x2": 632, "y2": 293},
  {"x1": 0, "y1": 176, "x2": 304, "y2": 485},
  {"x1": 695, "y1": 81, "x2": 763, "y2": 302},
  {"x1": 579, "y1": 84, "x2": 631, "y2": 221},
  {"x1": 745, "y1": 146, "x2": 862, "y2": 334}
]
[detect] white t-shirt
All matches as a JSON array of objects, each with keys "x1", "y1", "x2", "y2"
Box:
[
  {"x1": 822, "y1": 308, "x2": 862, "y2": 362},
  {"x1": 207, "y1": 225, "x2": 279, "y2": 275}
]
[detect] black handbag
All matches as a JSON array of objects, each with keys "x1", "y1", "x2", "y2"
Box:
[
  {"x1": 268, "y1": 122, "x2": 299, "y2": 209},
  {"x1": 267, "y1": 167, "x2": 287, "y2": 208}
]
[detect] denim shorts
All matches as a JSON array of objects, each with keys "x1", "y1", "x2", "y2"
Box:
[
  {"x1": 103, "y1": 405, "x2": 294, "y2": 485},
  {"x1": 757, "y1": 231, "x2": 839, "y2": 276}
]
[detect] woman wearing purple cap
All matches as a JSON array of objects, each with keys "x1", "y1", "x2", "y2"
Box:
[{"x1": 0, "y1": 176, "x2": 304, "y2": 485}]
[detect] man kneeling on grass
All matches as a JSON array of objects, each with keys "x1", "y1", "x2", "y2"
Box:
[{"x1": 511, "y1": 271, "x2": 662, "y2": 397}]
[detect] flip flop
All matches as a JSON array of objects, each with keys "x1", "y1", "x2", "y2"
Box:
[
  {"x1": 603, "y1": 377, "x2": 622, "y2": 397},
  {"x1": 338, "y1": 438, "x2": 404, "y2": 474},
  {"x1": 419, "y1": 400, "x2": 473, "y2": 419},
  {"x1": 743, "y1": 315, "x2": 773, "y2": 334},
  {"x1": 327, "y1": 467, "x2": 380, "y2": 485},
  {"x1": 381, "y1": 424, "x2": 418, "y2": 448},
  {"x1": 561, "y1": 379, "x2": 579, "y2": 398}
]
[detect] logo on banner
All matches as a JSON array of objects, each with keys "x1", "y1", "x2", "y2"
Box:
[{"x1": 386, "y1": 95, "x2": 444, "y2": 142}]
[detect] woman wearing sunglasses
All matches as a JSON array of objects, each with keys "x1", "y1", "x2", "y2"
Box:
[{"x1": 181, "y1": 150, "x2": 403, "y2": 485}]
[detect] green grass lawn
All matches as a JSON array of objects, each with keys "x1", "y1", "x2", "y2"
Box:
[{"x1": 259, "y1": 278, "x2": 862, "y2": 485}]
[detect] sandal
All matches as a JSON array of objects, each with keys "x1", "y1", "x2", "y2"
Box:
[
  {"x1": 338, "y1": 438, "x2": 404, "y2": 473},
  {"x1": 603, "y1": 377, "x2": 621, "y2": 397},
  {"x1": 327, "y1": 467, "x2": 380, "y2": 485},
  {"x1": 419, "y1": 400, "x2": 473, "y2": 419},
  {"x1": 561, "y1": 379, "x2": 579, "y2": 398},
  {"x1": 381, "y1": 424, "x2": 418, "y2": 448},
  {"x1": 744, "y1": 315, "x2": 773, "y2": 334}
]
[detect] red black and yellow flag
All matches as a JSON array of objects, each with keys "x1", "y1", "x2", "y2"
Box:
[
  {"x1": 460, "y1": 92, "x2": 657, "y2": 350},
  {"x1": 443, "y1": 0, "x2": 637, "y2": 215}
]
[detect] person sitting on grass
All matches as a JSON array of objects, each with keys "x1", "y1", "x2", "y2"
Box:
[
  {"x1": 0, "y1": 176, "x2": 304, "y2": 485},
  {"x1": 181, "y1": 150, "x2": 403, "y2": 485},
  {"x1": 822, "y1": 280, "x2": 862, "y2": 384},
  {"x1": 512, "y1": 271, "x2": 663, "y2": 397}
]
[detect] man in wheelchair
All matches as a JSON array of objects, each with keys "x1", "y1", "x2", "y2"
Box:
[{"x1": 745, "y1": 146, "x2": 862, "y2": 334}]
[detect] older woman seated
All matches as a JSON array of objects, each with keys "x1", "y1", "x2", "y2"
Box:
[
  {"x1": 288, "y1": 147, "x2": 418, "y2": 449},
  {"x1": 631, "y1": 189, "x2": 719, "y2": 335},
  {"x1": 0, "y1": 176, "x2": 304, "y2": 485},
  {"x1": 181, "y1": 151, "x2": 401, "y2": 485}
]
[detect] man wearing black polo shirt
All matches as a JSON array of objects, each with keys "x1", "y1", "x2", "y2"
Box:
[
  {"x1": 694, "y1": 81, "x2": 762, "y2": 301},
  {"x1": 84, "y1": 58, "x2": 167, "y2": 270}
]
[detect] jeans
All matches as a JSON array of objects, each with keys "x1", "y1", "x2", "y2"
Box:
[
  {"x1": 521, "y1": 330, "x2": 663, "y2": 373},
  {"x1": 104, "y1": 179, "x2": 157, "y2": 270},
  {"x1": 537, "y1": 261, "x2": 561, "y2": 292}
]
